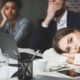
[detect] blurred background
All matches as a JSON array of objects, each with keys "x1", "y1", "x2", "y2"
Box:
[{"x1": 0, "y1": 0, "x2": 80, "y2": 29}]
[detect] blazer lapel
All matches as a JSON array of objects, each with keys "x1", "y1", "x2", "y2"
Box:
[
  {"x1": 67, "y1": 11, "x2": 74, "y2": 28},
  {"x1": 52, "y1": 20, "x2": 57, "y2": 34},
  {"x1": 50, "y1": 19, "x2": 57, "y2": 37}
]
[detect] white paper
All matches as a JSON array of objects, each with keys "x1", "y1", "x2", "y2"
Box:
[
  {"x1": 9, "y1": 66, "x2": 18, "y2": 78},
  {"x1": 0, "y1": 66, "x2": 18, "y2": 79},
  {"x1": 0, "y1": 66, "x2": 8, "y2": 79}
]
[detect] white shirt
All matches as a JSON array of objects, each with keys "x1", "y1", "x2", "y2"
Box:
[
  {"x1": 42, "y1": 48, "x2": 80, "y2": 64},
  {"x1": 55, "y1": 11, "x2": 67, "y2": 30},
  {"x1": 42, "y1": 11, "x2": 68, "y2": 30},
  {"x1": 42, "y1": 11, "x2": 80, "y2": 64}
]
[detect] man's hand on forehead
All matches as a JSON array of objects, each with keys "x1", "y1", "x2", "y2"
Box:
[
  {"x1": 48, "y1": 0, "x2": 56, "y2": 2},
  {"x1": 48, "y1": 1, "x2": 62, "y2": 6}
]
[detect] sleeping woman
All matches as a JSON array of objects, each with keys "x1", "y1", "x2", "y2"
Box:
[{"x1": 43, "y1": 28, "x2": 80, "y2": 65}]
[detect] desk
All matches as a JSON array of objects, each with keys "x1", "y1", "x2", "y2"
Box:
[
  {"x1": 9, "y1": 48, "x2": 80, "y2": 80},
  {"x1": 9, "y1": 48, "x2": 42, "y2": 80},
  {"x1": 10, "y1": 77, "x2": 18, "y2": 80},
  {"x1": 33, "y1": 60, "x2": 80, "y2": 77},
  {"x1": 9, "y1": 48, "x2": 42, "y2": 64},
  {"x1": 9, "y1": 58, "x2": 18, "y2": 64},
  {"x1": 18, "y1": 48, "x2": 42, "y2": 57}
]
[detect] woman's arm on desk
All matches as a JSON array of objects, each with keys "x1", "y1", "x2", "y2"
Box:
[
  {"x1": 42, "y1": 48, "x2": 80, "y2": 65},
  {"x1": 62, "y1": 53, "x2": 77, "y2": 59},
  {"x1": 62, "y1": 53, "x2": 80, "y2": 65}
]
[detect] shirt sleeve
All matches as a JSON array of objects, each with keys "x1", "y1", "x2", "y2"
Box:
[
  {"x1": 42, "y1": 23, "x2": 48, "y2": 28},
  {"x1": 15, "y1": 18, "x2": 33, "y2": 44},
  {"x1": 59, "y1": 56, "x2": 68, "y2": 63},
  {"x1": 42, "y1": 48, "x2": 68, "y2": 63},
  {"x1": 74, "y1": 53, "x2": 80, "y2": 64}
]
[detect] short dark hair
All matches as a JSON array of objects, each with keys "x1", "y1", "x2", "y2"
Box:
[
  {"x1": 1, "y1": 0, "x2": 23, "y2": 9},
  {"x1": 53, "y1": 28, "x2": 80, "y2": 54}
]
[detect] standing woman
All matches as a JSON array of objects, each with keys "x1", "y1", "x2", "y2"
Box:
[{"x1": 0, "y1": 0, "x2": 33, "y2": 47}]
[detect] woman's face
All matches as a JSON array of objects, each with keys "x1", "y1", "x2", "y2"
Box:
[
  {"x1": 58, "y1": 31, "x2": 80, "y2": 53},
  {"x1": 4, "y1": 2, "x2": 19, "y2": 20}
]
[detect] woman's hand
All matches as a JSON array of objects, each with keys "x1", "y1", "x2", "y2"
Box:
[
  {"x1": 61, "y1": 53, "x2": 77, "y2": 59},
  {"x1": 1, "y1": 7, "x2": 8, "y2": 20},
  {"x1": 62, "y1": 53, "x2": 80, "y2": 65},
  {"x1": 0, "y1": 7, "x2": 8, "y2": 27}
]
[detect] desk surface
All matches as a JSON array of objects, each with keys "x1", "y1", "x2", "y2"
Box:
[
  {"x1": 18, "y1": 48, "x2": 42, "y2": 57},
  {"x1": 9, "y1": 48, "x2": 80, "y2": 80},
  {"x1": 10, "y1": 77, "x2": 17, "y2": 80},
  {"x1": 9, "y1": 48, "x2": 42, "y2": 80},
  {"x1": 9, "y1": 48, "x2": 42, "y2": 64},
  {"x1": 33, "y1": 59, "x2": 80, "y2": 77}
]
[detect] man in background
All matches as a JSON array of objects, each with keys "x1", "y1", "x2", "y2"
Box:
[{"x1": 29, "y1": 0, "x2": 80, "y2": 53}]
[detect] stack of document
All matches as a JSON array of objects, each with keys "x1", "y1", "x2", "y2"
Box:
[{"x1": 0, "y1": 66, "x2": 18, "y2": 79}]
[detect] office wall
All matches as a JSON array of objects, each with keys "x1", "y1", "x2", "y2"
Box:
[
  {"x1": 0, "y1": 0, "x2": 47, "y2": 29},
  {"x1": 20, "y1": 0, "x2": 47, "y2": 29},
  {"x1": 0, "y1": 0, "x2": 80, "y2": 29},
  {"x1": 69, "y1": 0, "x2": 80, "y2": 12}
]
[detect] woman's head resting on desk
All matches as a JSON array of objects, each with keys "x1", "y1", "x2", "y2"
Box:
[
  {"x1": 53, "y1": 28, "x2": 80, "y2": 54},
  {"x1": 1, "y1": 0, "x2": 23, "y2": 20}
]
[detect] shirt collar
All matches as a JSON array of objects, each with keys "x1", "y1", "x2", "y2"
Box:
[
  {"x1": 61, "y1": 10, "x2": 67, "y2": 21},
  {"x1": 54, "y1": 10, "x2": 68, "y2": 22}
]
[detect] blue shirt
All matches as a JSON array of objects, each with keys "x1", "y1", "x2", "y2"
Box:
[{"x1": 0, "y1": 15, "x2": 33, "y2": 47}]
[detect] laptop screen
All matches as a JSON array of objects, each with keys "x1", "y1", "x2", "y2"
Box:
[{"x1": 0, "y1": 33, "x2": 19, "y2": 59}]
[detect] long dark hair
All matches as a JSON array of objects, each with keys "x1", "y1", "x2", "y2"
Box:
[{"x1": 53, "y1": 28, "x2": 80, "y2": 54}]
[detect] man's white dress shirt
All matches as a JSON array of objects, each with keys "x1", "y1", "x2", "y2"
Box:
[
  {"x1": 42, "y1": 10, "x2": 80, "y2": 64},
  {"x1": 42, "y1": 10, "x2": 67, "y2": 30}
]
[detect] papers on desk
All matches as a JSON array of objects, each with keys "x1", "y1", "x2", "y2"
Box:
[
  {"x1": 0, "y1": 66, "x2": 18, "y2": 79},
  {"x1": 9, "y1": 66, "x2": 18, "y2": 78},
  {"x1": 0, "y1": 66, "x2": 8, "y2": 79}
]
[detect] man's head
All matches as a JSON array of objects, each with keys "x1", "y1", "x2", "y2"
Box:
[{"x1": 48, "y1": 0, "x2": 68, "y2": 17}]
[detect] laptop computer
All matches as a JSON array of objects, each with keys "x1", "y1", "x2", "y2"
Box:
[{"x1": 0, "y1": 33, "x2": 19, "y2": 59}]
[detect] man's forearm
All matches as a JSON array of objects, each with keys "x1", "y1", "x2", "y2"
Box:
[{"x1": 42, "y1": 17, "x2": 52, "y2": 27}]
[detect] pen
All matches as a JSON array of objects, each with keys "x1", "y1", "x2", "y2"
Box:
[
  {"x1": 22, "y1": 50, "x2": 40, "y2": 79},
  {"x1": 24, "y1": 50, "x2": 39, "y2": 70},
  {"x1": 14, "y1": 50, "x2": 25, "y2": 67},
  {"x1": 14, "y1": 50, "x2": 26, "y2": 79},
  {"x1": 30, "y1": 50, "x2": 39, "y2": 61},
  {"x1": 25, "y1": 54, "x2": 32, "y2": 62},
  {"x1": 14, "y1": 50, "x2": 39, "y2": 79},
  {"x1": 14, "y1": 50, "x2": 21, "y2": 59}
]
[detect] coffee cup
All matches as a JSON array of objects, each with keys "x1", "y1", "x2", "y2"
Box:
[{"x1": 33, "y1": 59, "x2": 47, "y2": 72}]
